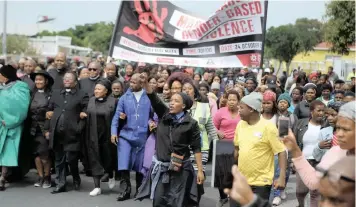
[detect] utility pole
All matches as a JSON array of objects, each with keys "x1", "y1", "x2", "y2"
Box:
[{"x1": 2, "y1": 0, "x2": 7, "y2": 64}]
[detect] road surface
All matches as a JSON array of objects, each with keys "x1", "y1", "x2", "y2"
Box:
[{"x1": 1, "y1": 165, "x2": 300, "y2": 207}]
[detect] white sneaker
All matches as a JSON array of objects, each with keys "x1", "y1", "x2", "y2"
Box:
[
  {"x1": 89, "y1": 188, "x2": 101, "y2": 196},
  {"x1": 280, "y1": 190, "x2": 287, "y2": 200},
  {"x1": 108, "y1": 178, "x2": 115, "y2": 189},
  {"x1": 272, "y1": 197, "x2": 282, "y2": 206}
]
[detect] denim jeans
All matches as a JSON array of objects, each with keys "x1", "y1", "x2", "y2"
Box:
[{"x1": 271, "y1": 154, "x2": 291, "y2": 199}]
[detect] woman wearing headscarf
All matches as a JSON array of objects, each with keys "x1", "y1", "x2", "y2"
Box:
[
  {"x1": 136, "y1": 73, "x2": 205, "y2": 207},
  {"x1": 294, "y1": 83, "x2": 317, "y2": 119},
  {"x1": 85, "y1": 79, "x2": 118, "y2": 196},
  {"x1": 283, "y1": 101, "x2": 355, "y2": 203},
  {"x1": 0, "y1": 65, "x2": 30, "y2": 190},
  {"x1": 28, "y1": 70, "x2": 54, "y2": 188}
]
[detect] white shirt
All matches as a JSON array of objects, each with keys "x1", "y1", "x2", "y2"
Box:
[
  {"x1": 261, "y1": 114, "x2": 277, "y2": 125},
  {"x1": 132, "y1": 89, "x2": 143, "y2": 102},
  {"x1": 302, "y1": 122, "x2": 321, "y2": 159}
]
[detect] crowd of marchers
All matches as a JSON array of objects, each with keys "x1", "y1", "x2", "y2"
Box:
[{"x1": 0, "y1": 53, "x2": 355, "y2": 207}]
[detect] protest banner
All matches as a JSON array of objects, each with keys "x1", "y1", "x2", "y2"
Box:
[{"x1": 109, "y1": 0, "x2": 268, "y2": 68}]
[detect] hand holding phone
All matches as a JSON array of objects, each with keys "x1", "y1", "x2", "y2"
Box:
[{"x1": 278, "y1": 118, "x2": 290, "y2": 137}]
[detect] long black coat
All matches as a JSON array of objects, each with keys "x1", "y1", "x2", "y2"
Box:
[
  {"x1": 48, "y1": 68, "x2": 68, "y2": 91},
  {"x1": 47, "y1": 88, "x2": 89, "y2": 151},
  {"x1": 147, "y1": 92, "x2": 201, "y2": 162},
  {"x1": 79, "y1": 78, "x2": 103, "y2": 98},
  {"x1": 85, "y1": 96, "x2": 117, "y2": 176}
]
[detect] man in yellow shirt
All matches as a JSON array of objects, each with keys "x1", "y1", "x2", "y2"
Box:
[{"x1": 232, "y1": 92, "x2": 287, "y2": 207}]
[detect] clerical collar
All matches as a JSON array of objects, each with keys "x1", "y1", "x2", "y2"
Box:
[
  {"x1": 96, "y1": 97, "x2": 107, "y2": 102},
  {"x1": 38, "y1": 89, "x2": 45, "y2": 93},
  {"x1": 90, "y1": 75, "x2": 100, "y2": 81},
  {"x1": 65, "y1": 89, "x2": 71, "y2": 92}
]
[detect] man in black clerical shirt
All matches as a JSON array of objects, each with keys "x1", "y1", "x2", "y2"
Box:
[
  {"x1": 79, "y1": 61, "x2": 103, "y2": 97},
  {"x1": 46, "y1": 72, "x2": 89, "y2": 194},
  {"x1": 48, "y1": 52, "x2": 69, "y2": 90},
  {"x1": 21, "y1": 59, "x2": 36, "y2": 93}
]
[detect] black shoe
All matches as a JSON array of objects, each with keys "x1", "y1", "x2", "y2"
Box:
[
  {"x1": 0, "y1": 178, "x2": 5, "y2": 191},
  {"x1": 85, "y1": 171, "x2": 92, "y2": 177},
  {"x1": 117, "y1": 191, "x2": 130, "y2": 201},
  {"x1": 101, "y1": 173, "x2": 109, "y2": 182},
  {"x1": 73, "y1": 179, "x2": 81, "y2": 191},
  {"x1": 51, "y1": 187, "x2": 66, "y2": 194}
]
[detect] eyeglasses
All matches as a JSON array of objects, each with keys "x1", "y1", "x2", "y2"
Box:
[
  {"x1": 88, "y1": 68, "x2": 98, "y2": 72},
  {"x1": 316, "y1": 167, "x2": 355, "y2": 184}
]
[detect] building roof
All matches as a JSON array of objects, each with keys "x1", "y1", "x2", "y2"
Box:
[{"x1": 314, "y1": 42, "x2": 356, "y2": 51}]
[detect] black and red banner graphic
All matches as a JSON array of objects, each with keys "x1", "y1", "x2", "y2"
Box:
[{"x1": 109, "y1": 0, "x2": 268, "y2": 68}]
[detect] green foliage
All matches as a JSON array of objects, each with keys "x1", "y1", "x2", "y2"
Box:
[
  {"x1": 324, "y1": 0, "x2": 355, "y2": 55},
  {"x1": 0, "y1": 34, "x2": 37, "y2": 55},
  {"x1": 294, "y1": 18, "x2": 323, "y2": 54},
  {"x1": 265, "y1": 24, "x2": 300, "y2": 73},
  {"x1": 265, "y1": 18, "x2": 324, "y2": 73},
  {"x1": 37, "y1": 22, "x2": 114, "y2": 54}
]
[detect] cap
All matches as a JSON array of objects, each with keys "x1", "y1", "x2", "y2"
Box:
[{"x1": 211, "y1": 82, "x2": 220, "y2": 90}]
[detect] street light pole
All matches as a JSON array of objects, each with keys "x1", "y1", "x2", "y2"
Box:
[{"x1": 2, "y1": 0, "x2": 7, "y2": 64}]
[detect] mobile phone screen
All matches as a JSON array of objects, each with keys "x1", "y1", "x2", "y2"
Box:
[{"x1": 279, "y1": 119, "x2": 289, "y2": 137}]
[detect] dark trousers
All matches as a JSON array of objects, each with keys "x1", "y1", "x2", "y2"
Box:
[
  {"x1": 54, "y1": 144, "x2": 80, "y2": 188},
  {"x1": 230, "y1": 185, "x2": 272, "y2": 207},
  {"x1": 118, "y1": 170, "x2": 143, "y2": 193}
]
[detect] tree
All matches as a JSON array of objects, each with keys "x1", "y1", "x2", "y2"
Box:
[
  {"x1": 265, "y1": 24, "x2": 300, "y2": 74},
  {"x1": 265, "y1": 18, "x2": 324, "y2": 74},
  {"x1": 294, "y1": 18, "x2": 323, "y2": 54},
  {"x1": 36, "y1": 22, "x2": 114, "y2": 54},
  {"x1": 83, "y1": 22, "x2": 114, "y2": 53},
  {"x1": 324, "y1": 0, "x2": 355, "y2": 55},
  {"x1": 0, "y1": 34, "x2": 37, "y2": 55}
]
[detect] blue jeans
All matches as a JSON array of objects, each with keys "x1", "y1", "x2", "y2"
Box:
[{"x1": 270, "y1": 154, "x2": 291, "y2": 199}]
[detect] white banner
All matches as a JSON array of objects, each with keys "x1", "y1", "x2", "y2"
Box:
[
  {"x1": 183, "y1": 46, "x2": 216, "y2": 56},
  {"x1": 220, "y1": 41, "x2": 262, "y2": 53},
  {"x1": 119, "y1": 36, "x2": 180, "y2": 56},
  {"x1": 113, "y1": 46, "x2": 246, "y2": 68}
]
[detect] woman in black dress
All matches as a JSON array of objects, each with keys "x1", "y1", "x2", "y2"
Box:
[
  {"x1": 136, "y1": 73, "x2": 205, "y2": 207},
  {"x1": 29, "y1": 70, "x2": 54, "y2": 188},
  {"x1": 85, "y1": 79, "x2": 117, "y2": 196}
]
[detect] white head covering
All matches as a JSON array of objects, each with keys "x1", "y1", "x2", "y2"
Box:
[{"x1": 338, "y1": 101, "x2": 356, "y2": 122}]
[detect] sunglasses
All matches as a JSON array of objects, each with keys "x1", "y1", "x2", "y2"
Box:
[
  {"x1": 88, "y1": 68, "x2": 98, "y2": 72},
  {"x1": 316, "y1": 167, "x2": 355, "y2": 184}
]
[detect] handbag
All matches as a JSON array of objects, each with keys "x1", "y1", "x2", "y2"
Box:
[{"x1": 168, "y1": 126, "x2": 184, "y2": 172}]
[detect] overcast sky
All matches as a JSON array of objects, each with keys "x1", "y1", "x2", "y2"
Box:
[{"x1": 0, "y1": 0, "x2": 327, "y2": 35}]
